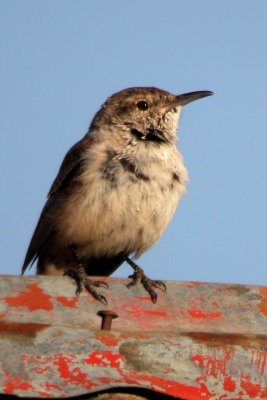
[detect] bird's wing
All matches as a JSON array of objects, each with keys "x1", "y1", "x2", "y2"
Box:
[
  {"x1": 21, "y1": 137, "x2": 90, "y2": 274},
  {"x1": 48, "y1": 138, "x2": 89, "y2": 196}
]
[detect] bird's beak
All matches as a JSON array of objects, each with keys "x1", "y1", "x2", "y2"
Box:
[
  {"x1": 175, "y1": 91, "x2": 214, "y2": 105},
  {"x1": 162, "y1": 91, "x2": 213, "y2": 112}
]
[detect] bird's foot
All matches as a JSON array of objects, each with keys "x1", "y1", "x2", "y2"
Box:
[
  {"x1": 66, "y1": 244, "x2": 108, "y2": 304},
  {"x1": 64, "y1": 268, "x2": 108, "y2": 305},
  {"x1": 125, "y1": 257, "x2": 166, "y2": 303}
]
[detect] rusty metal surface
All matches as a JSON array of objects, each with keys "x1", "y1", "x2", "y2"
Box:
[{"x1": 0, "y1": 275, "x2": 266, "y2": 399}]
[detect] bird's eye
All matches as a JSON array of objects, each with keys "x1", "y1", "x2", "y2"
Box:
[{"x1": 136, "y1": 100, "x2": 149, "y2": 111}]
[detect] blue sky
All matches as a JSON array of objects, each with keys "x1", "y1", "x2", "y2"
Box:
[{"x1": 0, "y1": 1, "x2": 266, "y2": 286}]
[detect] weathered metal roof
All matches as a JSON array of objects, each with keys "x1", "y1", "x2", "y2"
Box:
[{"x1": 0, "y1": 275, "x2": 266, "y2": 399}]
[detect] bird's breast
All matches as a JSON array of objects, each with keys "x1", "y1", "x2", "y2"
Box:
[{"x1": 54, "y1": 144, "x2": 188, "y2": 258}]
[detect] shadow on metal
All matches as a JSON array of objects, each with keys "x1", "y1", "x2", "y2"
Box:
[{"x1": 1, "y1": 386, "x2": 185, "y2": 399}]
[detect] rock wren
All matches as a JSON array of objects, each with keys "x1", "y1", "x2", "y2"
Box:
[{"x1": 22, "y1": 87, "x2": 213, "y2": 303}]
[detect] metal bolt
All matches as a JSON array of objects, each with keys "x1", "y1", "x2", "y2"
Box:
[{"x1": 97, "y1": 310, "x2": 119, "y2": 330}]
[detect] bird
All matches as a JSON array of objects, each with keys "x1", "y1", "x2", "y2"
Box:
[{"x1": 22, "y1": 87, "x2": 213, "y2": 304}]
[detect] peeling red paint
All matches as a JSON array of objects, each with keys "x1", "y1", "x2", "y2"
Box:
[
  {"x1": 21, "y1": 354, "x2": 43, "y2": 362},
  {"x1": 259, "y1": 288, "x2": 267, "y2": 317},
  {"x1": 188, "y1": 308, "x2": 223, "y2": 319},
  {"x1": 4, "y1": 283, "x2": 53, "y2": 311},
  {"x1": 84, "y1": 351, "x2": 123, "y2": 368},
  {"x1": 53, "y1": 353, "x2": 97, "y2": 389},
  {"x1": 223, "y1": 376, "x2": 236, "y2": 392},
  {"x1": 96, "y1": 334, "x2": 119, "y2": 347},
  {"x1": 135, "y1": 296, "x2": 152, "y2": 301},
  {"x1": 56, "y1": 296, "x2": 78, "y2": 308},
  {"x1": 0, "y1": 311, "x2": 8, "y2": 320},
  {"x1": 187, "y1": 282, "x2": 202, "y2": 288},
  {"x1": 190, "y1": 350, "x2": 267, "y2": 399},
  {"x1": 1, "y1": 276, "x2": 267, "y2": 399},
  {"x1": 241, "y1": 375, "x2": 267, "y2": 399},
  {"x1": 4, "y1": 376, "x2": 34, "y2": 395},
  {"x1": 32, "y1": 366, "x2": 50, "y2": 375},
  {"x1": 121, "y1": 303, "x2": 146, "y2": 319},
  {"x1": 192, "y1": 349, "x2": 234, "y2": 379},
  {"x1": 43, "y1": 383, "x2": 63, "y2": 392},
  {"x1": 144, "y1": 310, "x2": 167, "y2": 317},
  {"x1": 122, "y1": 372, "x2": 212, "y2": 400},
  {"x1": 35, "y1": 391, "x2": 52, "y2": 398},
  {"x1": 120, "y1": 303, "x2": 167, "y2": 324},
  {"x1": 250, "y1": 350, "x2": 267, "y2": 377},
  {"x1": 99, "y1": 377, "x2": 116, "y2": 384}
]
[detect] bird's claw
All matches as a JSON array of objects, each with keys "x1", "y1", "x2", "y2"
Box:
[
  {"x1": 93, "y1": 280, "x2": 109, "y2": 289},
  {"x1": 127, "y1": 265, "x2": 166, "y2": 303},
  {"x1": 151, "y1": 280, "x2": 166, "y2": 292},
  {"x1": 83, "y1": 278, "x2": 108, "y2": 305},
  {"x1": 64, "y1": 268, "x2": 108, "y2": 304},
  {"x1": 97, "y1": 294, "x2": 108, "y2": 305}
]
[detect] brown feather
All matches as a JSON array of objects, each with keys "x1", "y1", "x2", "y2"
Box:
[{"x1": 22, "y1": 136, "x2": 93, "y2": 273}]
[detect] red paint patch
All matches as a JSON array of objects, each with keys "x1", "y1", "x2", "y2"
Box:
[
  {"x1": 44, "y1": 382, "x2": 63, "y2": 392},
  {"x1": 144, "y1": 310, "x2": 167, "y2": 317},
  {"x1": 32, "y1": 366, "x2": 50, "y2": 375},
  {"x1": 188, "y1": 308, "x2": 223, "y2": 319},
  {"x1": 259, "y1": 288, "x2": 267, "y2": 318},
  {"x1": 121, "y1": 303, "x2": 145, "y2": 319},
  {"x1": 0, "y1": 311, "x2": 8, "y2": 320},
  {"x1": 136, "y1": 296, "x2": 151, "y2": 302},
  {"x1": 4, "y1": 377, "x2": 34, "y2": 395},
  {"x1": 84, "y1": 351, "x2": 123, "y2": 368},
  {"x1": 223, "y1": 376, "x2": 236, "y2": 392},
  {"x1": 56, "y1": 296, "x2": 78, "y2": 308},
  {"x1": 96, "y1": 333, "x2": 119, "y2": 347},
  {"x1": 122, "y1": 372, "x2": 212, "y2": 400},
  {"x1": 187, "y1": 282, "x2": 203, "y2": 288},
  {"x1": 53, "y1": 353, "x2": 97, "y2": 389},
  {"x1": 192, "y1": 349, "x2": 233, "y2": 379},
  {"x1": 99, "y1": 377, "x2": 115, "y2": 384},
  {"x1": 250, "y1": 350, "x2": 267, "y2": 378},
  {"x1": 4, "y1": 283, "x2": 53, "y2": 311},
  {"x1": 241, "y1": 375, "x2": 267, "y2": 399}
]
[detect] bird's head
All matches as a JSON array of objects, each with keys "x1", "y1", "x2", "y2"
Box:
[{"x1": 90, "y1": 87, "x2": 213, "y2": 144}]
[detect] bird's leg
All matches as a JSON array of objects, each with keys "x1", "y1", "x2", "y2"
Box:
[
  {"x1": 64, "y1": 245, "x2": 108, "y2": 305},
  {"x1": 125, "y1": 256, "x2": 166, "y2": 303}
]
